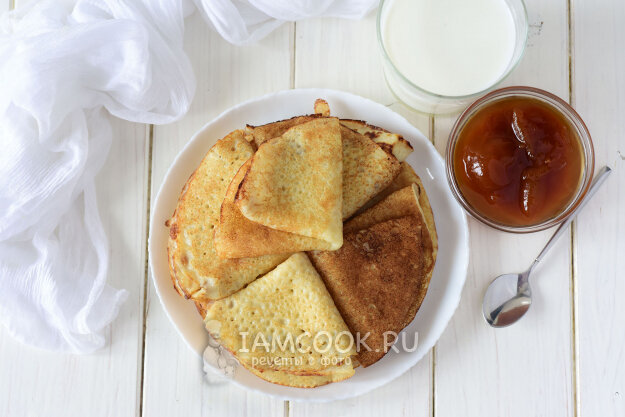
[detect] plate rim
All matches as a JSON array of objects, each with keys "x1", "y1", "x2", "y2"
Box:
[{"x1": 148, "y1": 88, "x2": 469, "y2": 402}]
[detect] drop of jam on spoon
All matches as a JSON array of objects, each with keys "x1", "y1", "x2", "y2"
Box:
[{"x1": 453, "y1": 96, "x2": 584, "y2": 226}]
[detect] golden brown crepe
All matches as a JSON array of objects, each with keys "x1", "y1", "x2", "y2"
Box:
[
  {"x1": 249, "y1": 100, "x2": 406, "y2": 216},
  {"x1": 204, "y1": 253, "x2": 356, "y2": 387},
  {"x1": 167, "y1": 130, "x2": 290, "y2": 301},
  {"x1": 244, "y1": 364, "x2": 354, "y2": 388},
  {"x1": 340, "y1": 125, "x2": 400, "y2": 219},
  {"x1": 246, "y1": 115, "x2": 322, "y2": 148},
  {"x1": 346, "y1": 184, "x2": 438, "y2": 261},
  {"x1": 356, "y1": 163, "x2": 438, "y2": 257},
  {"x1": 236, "y1": 118, "x2": 344, "y2": 248},
  {"x1": 214, "y1": 159, "x2": 333, "y2": 259},
  {"x1": 308, "y1": 188, "x2": 436, "y2": 367},
  {"x1": 358, "y1": 161, "x2": 419, "y2": 212},
  {"x1": 340, "y1": 119, "x2": 413, "y2": 162},
  {"x1": 248, "y1": 119, "x2": 402, "y2": 215},
  {"x1": 313, "y1": 98, "x2": 331, "y2": 116}
]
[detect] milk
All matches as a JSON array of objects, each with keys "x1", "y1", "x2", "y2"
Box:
[{"x1": 382, "y1": 0, "x2": 516, "y2": 97}]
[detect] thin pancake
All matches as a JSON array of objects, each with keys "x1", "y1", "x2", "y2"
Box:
[
  {"x1": 246, "y1": 115, "x2": 322, "y2": 148},
  {"x1": 204, "y1": 253, "x2": 356, "y2": 377},
  {"x1": 313, "y1": 98, "x2": 331, "y2": 116},
  {"x1": 340, "y1": 119, "x2": 413, "y2": 162},
  {"x1": 346, "y1": 184, "x2": 438, "y2": 260},
  {"x1": 358, "y1": 161, "x2": 419, "y2": 211},
  {"x1": 340, "y1": 125, "x2": 400, "y2": 219},
  {"x1": 250, "y1": 101, "x2": 402, "y2": 221},
  {"x1": 244, "y1": 362, "x2": 354, "y2": 388},
  {"x1": 214, "y1": 159, "x2": 334, "y2": 259},
  {"x1": 236, "y1": 118, "x2": 344, "y2": 248},
  {"x1": 357, "y1": 163, "x2": 438, "y2": 254},
  {"x1": 247, "y1": 115, "x2": 401, "y2": 214},
  {"x1": 197, "y1": 301, "x2": 350, "y2": 389},
  {"x1": 308, "y1": 215, "x2": 434, "y2": 367},
  {"x1": 167, "y1": 130, "x2": 290, "y2": 301}
]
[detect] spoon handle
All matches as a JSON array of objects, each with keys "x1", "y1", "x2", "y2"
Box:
[{"x1": 530, "y1": 166, "x2": 612, "y2": 271}]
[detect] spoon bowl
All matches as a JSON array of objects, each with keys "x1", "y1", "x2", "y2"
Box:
[{"x1": 483, "y1": 272, "x2": 531, "y2": 327}]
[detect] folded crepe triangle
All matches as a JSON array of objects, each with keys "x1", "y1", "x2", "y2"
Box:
[
  {"x1": 247, "y1": 116, "x2": 400, "y2": 220},
  {"x1": 339, "y1": 125, "x2": 400, "y2": 219},
  {"x1": 308, "y1": 184, "x2": 436, "y2": 368},
  {"x1": 235, "y1": 118, "x2": 344, "y2": 249},
  {"x1": 355, "y1": 164, "x2": 438, "y2": 257},
  {"x1": 204, "y1": 253, "x2": 356, "y2": 388},
  {"x1": 214, "y1": 159, "x2": 335, "y2": 259}
]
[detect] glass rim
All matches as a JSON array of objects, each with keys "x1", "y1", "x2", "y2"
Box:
[
  {"x1": 445, "y1": 86, "x2": 596, "y2": 233},
  {"x1": 376, "y1": 0, "x2": 529, "y2": 100}
]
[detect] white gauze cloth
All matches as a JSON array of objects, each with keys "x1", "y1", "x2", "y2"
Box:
[
  {"x1": 0, "y1": 0, "x2": 194, "y2": 353},
  {"x1": 195, "y1": 0, "x2": 378, "y2": 45},
  {"x1": 0, "y1": 0, "x2": 376, "y2": 354}
]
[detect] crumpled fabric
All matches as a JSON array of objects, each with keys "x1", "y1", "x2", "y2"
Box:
[
  {"x1": 0, "y1": 0, "x2": 376, "y2": 353},
  {"x1": 0, "y1": 0, "x2": 194, "y2": 353},
  {"x1": 195, "y1": 0, "x2": 378, "y2": 45}
]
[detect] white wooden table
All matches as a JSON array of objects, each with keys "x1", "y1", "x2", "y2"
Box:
[{"x1": 1, "y1": 1, "x2": 624, "y2": 416}]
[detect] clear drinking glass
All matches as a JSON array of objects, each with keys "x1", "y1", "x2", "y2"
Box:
[{"x1": 377, "y1": 0, "x2": 529, "y2": 114}]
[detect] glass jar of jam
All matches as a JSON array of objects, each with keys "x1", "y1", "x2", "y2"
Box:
[{"x1": 446, "y1": 87, "x2": 595, "y2": 232}]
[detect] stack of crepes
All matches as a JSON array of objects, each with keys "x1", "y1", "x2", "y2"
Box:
[{"x1": 167, "y1": 100, "x2": 438, "y2": 387}]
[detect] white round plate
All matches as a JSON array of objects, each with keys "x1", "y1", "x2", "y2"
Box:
[{"x1": 149, "y1": 88, "x2": 469, "y2": 402}]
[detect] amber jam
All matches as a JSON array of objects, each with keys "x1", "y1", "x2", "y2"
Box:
[{"x1": 453, "y1": 96, "x2": 584, "y2": 226}]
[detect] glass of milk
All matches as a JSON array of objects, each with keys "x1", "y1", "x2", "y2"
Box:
[{"x1": 378, "y1": 0, "x2": 528, "y2": 114}]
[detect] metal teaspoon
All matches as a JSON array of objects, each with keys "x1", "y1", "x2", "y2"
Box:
[{"x1": 482, "y1": 166, "x2": 612, "y2": 328}]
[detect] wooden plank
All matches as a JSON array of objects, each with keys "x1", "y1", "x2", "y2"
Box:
[
  {"x1": 142, "y1": 15, "x2": 292, "y2": 417},
  {"x1": 433, "y1": 1, "x2": 574, "y2": 416},
  {"x1": 572, "y1": 1, "x2": 625, "y2": 415},
  {"x1": 291, "y1": 15, "x2": 433, "y2": 417},
  {"x1": 0, "y1": 118, "x2": 149, "y2": 417}
]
